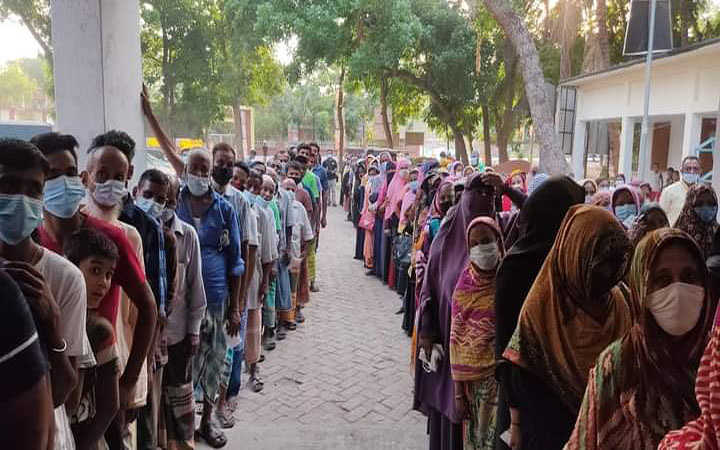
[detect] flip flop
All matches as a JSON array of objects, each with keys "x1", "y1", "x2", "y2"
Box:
[
  {"x1": 196, "y1": 424, "x2": 227, "y2": 448},
  {"x1": 276, "y1": 328, "x2": 287, "y2": 340},
  {"x1": 284, "y1": 321, "x2": 297, "y2": 331},
  {"x1": 250, "y1": 376, "x2": 264, "y2": 393}
]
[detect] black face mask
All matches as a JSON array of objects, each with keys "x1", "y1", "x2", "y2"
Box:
[
  {"x1": 212, "y1": 166, "x2": 233, "y2": 186},
  {"x1": 439, "y1": 200, "x2": 452, "y2": 215}
]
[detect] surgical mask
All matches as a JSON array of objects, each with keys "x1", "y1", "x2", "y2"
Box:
[
  {"x1": 647, "y1": 282, "x2": 704, "y2": 336},
  {"x1": 682, "y1": 172, "x2": 699, "y2": 185},
  {"x1": 136, "y1": 197, "x2": 164, "y2": 220},
  {"x1": 408, "y1": 181, "x2": 419, "y2": 191},
  {"x1": 212, "y1": 166, "x2": 233, "y2": 186},
  {"x1": 44, "y1": 175, "x2": 86, "y2": 218},
  {"x1": 93, "y1": 180, "x2": 127, "y2": 207},
  {"x1": 585, "y1": 194, "x2": 593, "y2": 204},
  {"x1": 469, "y1": 243, "x2": 499, "y2": 271},
  {"x1": 600, "y1": 186, "x2": 611, "y2": 192},
  {"x1": 470, "y1": 156, "x2": 479, "y2": 166},
  {"x1": 161, "y1": 207, "x2": 175, "y2": 224},
  {"x1": 185, "y1": 173, "x2": 210, "y2": 196},
  {"x1": 0, "y1": 194, "x2": 44, "y2": 245},
  {"x1": 615, "y1": 204, "x2": 637, "y2": 223},
  {"x1": 695, "y1": 205, "x2": 718, "y2": 223}
]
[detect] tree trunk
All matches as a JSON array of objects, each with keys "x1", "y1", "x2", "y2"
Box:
[
  {"x1": 482, "y1": 0, "x2": 568, "y2": 175},
  {"x1": 596, "y1": 0, "x2": 610, "y2": 69},
  {"x1": 680, "y1": 0, "x2": 690, "y2": 47},
  {"x1": 380, "y1": 77, "x2": 393, "y2": 148},
  {"x1": 335, "y1": 65, "x2": 346, "y2": 166},
  {"x1": 452, "y1": 126, "x2": 468, "y2": 164},
  {"x1": 481, "y1": 104, "x2": 492, "y2": 166},
  {"x1": 232, "y1": 102, "x2": 245, "y2": 159},
  {"x1": 497, "y1": 129, "x2": 510, "y2": 163},
  {"x1": 560, "y1": 0, "x2": 581, "y2": 79}
]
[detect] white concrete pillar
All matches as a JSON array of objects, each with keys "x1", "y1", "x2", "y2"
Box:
[
  {"x1": 51, "y1": 0, "x2": 145, "y2": 182},
  {"x1": 618, "y1": 117, "x2": 635, "y2": 176},
  {"x1": 682, "y1": 112, "x2": 702, "y2": 158},
  {"x1": 571, "y1": 120, "x2": 586, "y2": 178}
]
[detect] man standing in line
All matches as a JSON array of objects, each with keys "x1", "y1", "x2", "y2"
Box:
[
  {"x1": 159, "y1": 175, "x2": 207, "y2": 448},
  {"x1": 660, "y1": 156, "x2": 702, "y2": 225},
  {"x1": 322, "y1": 149, "x2": 339, "y2": 207}
]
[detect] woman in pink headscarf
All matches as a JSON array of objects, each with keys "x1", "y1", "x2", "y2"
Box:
[{"x1": 384, "y1": 161, "x2": 411, "y2": 289}]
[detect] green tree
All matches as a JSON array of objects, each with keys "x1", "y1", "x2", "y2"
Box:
[
  {"x1": 0, "y1": 1, "x2": 52, "y2": 65},
  {"x1": 0, "y1": 63, "x2": 36, "y2": 108}
]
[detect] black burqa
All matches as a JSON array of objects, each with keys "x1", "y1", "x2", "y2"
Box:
[{"x1": 493, "y1": 176, "x2": 584, "y2": 450}]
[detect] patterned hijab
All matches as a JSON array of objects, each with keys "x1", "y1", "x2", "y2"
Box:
[
  {"x1": 659, "y1": 324, "x2": 720, "y2": 450},
  {"x1": 503, "y1": 205, "x2": 633, "y2": 413},
  {"x1": 674, "y1": 184, "x2": 719, "y2": 258},
  {"x1": 624, "y1": 228, "x2": 712, "y2": 423},
  {"x1": 628, "y1": 203, "x2": 670, "y2": 248},
  {"x1": 449, "y1": 217, "x2": 505, "y2": 381}
]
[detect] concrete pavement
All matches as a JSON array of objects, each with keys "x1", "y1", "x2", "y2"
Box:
[{"x1": 199, "y1": 205, "x2": 425, "y2": 449}]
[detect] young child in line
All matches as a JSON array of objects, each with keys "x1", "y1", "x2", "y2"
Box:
[{"x1": 64, "y1": 228, "x2": 121, "y2": 450}]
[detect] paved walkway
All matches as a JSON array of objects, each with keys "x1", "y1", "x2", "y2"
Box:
[{"x1": 201, "y1": 206, "x2": 426, "y2": 449}]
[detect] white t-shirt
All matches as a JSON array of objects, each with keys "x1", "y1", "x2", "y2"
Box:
[
  {"x1": 35, "y1": 248, "x2": 87, "y2": 357},
  {"x1": 35, "y1": 248, "x2": 88, "y2": 450}
]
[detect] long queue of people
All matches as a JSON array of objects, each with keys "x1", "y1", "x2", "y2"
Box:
[
  {"x1": 0, "y1": 89, "x2": 333, "y2": 450},
  {"x1": 343, "y1": 153, "x2": 720, "y2": 450}
]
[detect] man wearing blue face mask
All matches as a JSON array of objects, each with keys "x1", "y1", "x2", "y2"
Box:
[
  {"x1": 32, "y1": 132, "x2": 158, "y2": 448},
  {"x1": 175, "y1": 149, "x2": 244, "y2": 447},
  {"x1": 660, "y1": 156, "x2": 702, "y2": 225},
  {"x1": 0, "y1": 138, "x2": 91, "y2": 449}
]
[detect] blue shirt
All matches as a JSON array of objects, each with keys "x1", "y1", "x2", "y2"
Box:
[
  {"x1": 313, "y1": 164, "x2": 329, "y2": 192},
  {"x1": 176, "y1": 188, "x2": 244, "y2": 307}
]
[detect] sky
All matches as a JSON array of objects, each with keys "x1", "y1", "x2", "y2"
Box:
[{"x1": 2, "y1": 1, "x2": 720, "y2": 66}]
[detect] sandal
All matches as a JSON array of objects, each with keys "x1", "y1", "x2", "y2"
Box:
[
  {"x1": 196, "y1": 423, "x2": 227, "y2": 448},
  {"x1": 250, "y1": 376, "x2": 264, "y2": 393},
  {"x1": 296, "y1": 310, "x2": 305, "y2": 323},
  {"x1": 284, "y1": 321, "x2": 297, "y2": 331},
  {"x1": 195, "y1": 402, "x2": 204, "y2": 416},
  {"x1": 259, "y1": 354, "x2": 265, "y2": 363},
  {"x1": 276, "y1": 328, "x2": 287, "y2": 340},
  {"x1": 215, "y1": 410, "x2": 235, "y2": 429}
]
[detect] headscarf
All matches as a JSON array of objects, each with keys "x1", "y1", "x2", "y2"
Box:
[
  {"x1": 591, "y1": 190, "x2": 612, "y2": 209},
  {"x1": 494, "y1": 176, "x2": 586, "y2": 368},
  {"x1": 414, "y1": 172, "x2": 497, "y2": 422},
  {"x1": 626, "y1": 228, "x2": 711, "y2": 416},
  {"x1": 611, "y1": 185, "x2": 643, "y2": 212},
  {"x1": 580, "y1": 178, "x2": 598, "y2": 194},
  {"x1": 659, "y1": 324, "x2": 720, "y2": 449},
  {"x1": 674, "y1": 184, "x2": 719, "y2": 258},
  {"x1": 450, "y1": 217, "x2": 505, "y2": 381},
  {"x1": 628, "y1": 203, "x2": 670, "y2": 248},
  {"x1": 502, "y1": 205, "x2": 633, "y2": 413},
  {"x1": 399, "y1": 186, "x2": 418, "y2": 230},
  {"x1": 567, "y1": 228, "x2": 710, "y2": 450},
  {"x1": 384, "y1": 163, "x2": 410, "y2": 221}
]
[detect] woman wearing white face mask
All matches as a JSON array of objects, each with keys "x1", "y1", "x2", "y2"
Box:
[
  {"x1": 565, "y1": 228, "x2": 713, "y2": 450},
  {"x1": 450, "y1": 217, "x2": 505, "y2": 449}
]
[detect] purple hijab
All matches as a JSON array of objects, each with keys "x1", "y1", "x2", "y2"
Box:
[{"x1": 413, "y1": 173, "x2": 497, "y2": 423}]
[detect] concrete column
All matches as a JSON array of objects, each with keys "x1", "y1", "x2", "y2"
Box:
[
  {"x1": 618, "y1": 117, "x2": 635, "y2": 176},
  {"x1": 571, "y1": 120, "x2": 586, "y2": 179},
  {"x1": 51, "y1": 0, "x2": 145, "y2": 181},
  {"x1": 681, "y1": 112, "x2": 701, "y2": 158}
]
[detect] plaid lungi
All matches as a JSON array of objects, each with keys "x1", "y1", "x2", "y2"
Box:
[{"x1": 192, "y1": 305, "x2": 227, "y2": 403}]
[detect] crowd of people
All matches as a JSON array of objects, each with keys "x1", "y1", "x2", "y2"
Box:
[
  {"x1": 342, "y1": 152, "x2": 720, "y2": 450},
  {"x1": 0, "y1": 88, "x2": 339, "y2": 449}
]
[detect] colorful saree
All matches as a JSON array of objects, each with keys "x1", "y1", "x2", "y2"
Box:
[
  {"x1": 566, "y1": 228, "x2": 712, "y2": 450},
  {"x1": 450, "y1": 217, "x2": 504, "y2": 450}
]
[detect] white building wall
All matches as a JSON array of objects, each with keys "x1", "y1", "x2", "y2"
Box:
[{"x1": 564, "y1": 42, "x2": 720, "y2": 179}]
